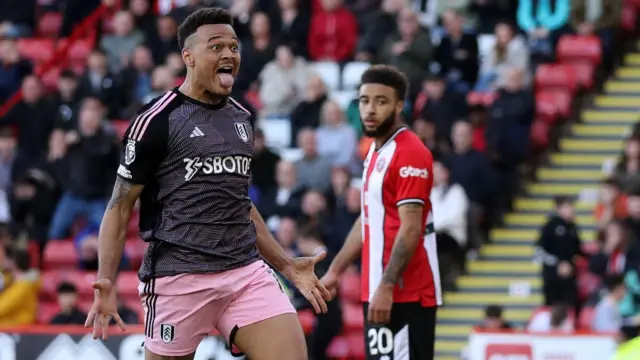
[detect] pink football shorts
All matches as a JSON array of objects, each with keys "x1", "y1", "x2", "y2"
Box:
[{"x1": 138, "y1": 260, "x2": 296, "y2": 356}]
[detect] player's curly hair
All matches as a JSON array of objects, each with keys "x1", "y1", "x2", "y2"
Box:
[
  {"x1": 360, "y1": 65, "x2": 409, "y2": 100},
  {"x1": 177, "y1": 8, "x2": 234, "y2": 49}
]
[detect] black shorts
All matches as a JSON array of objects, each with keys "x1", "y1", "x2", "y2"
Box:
[{"x1": 362, "y1": 302, "x2": 437, "y2": 360}]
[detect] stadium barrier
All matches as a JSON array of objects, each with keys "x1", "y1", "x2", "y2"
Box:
[{"x1": 468, "y1": 329, "x2": 618, "y2": 360}]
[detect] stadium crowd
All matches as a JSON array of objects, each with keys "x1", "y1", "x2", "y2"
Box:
[{"x1": 0, "y1": 0, "x2": 634, "y2": 358}]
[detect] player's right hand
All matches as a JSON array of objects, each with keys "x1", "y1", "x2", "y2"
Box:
[
  {"x1": 319, "y1": 270, "x2": 340, "y2": 298},
  {"x1": 84, "y1": 279, "x2": 126, "y2": 340}
]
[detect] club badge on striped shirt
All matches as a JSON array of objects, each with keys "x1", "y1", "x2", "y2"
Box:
[{"x1": 125, "y1": 140, "x2": 136, "y2": 165}]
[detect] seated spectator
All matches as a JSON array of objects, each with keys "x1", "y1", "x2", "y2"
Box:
[
  {"x1": 0, "y1": 0, "x2": 35, "y2": 37},
  {"x1": 308, "y1": 0, "x2": 358, "y2": 62},
  {"x1": 356, "y1": 0, "x2": 404, "y2": 62},
  {"x1": 0, "y1": 250, "x2": 38, "y2": 325},
  {"x1": 325, "y1": 167, "x2": 351, "y2": 211},
  {"x1": 432, "y1": 158, "x2": 469, "y2": 291},
  {"x1": 435, "y1": 10, "x2": 479, "y2": 94},
  {"x1": 517, "y1": 0, "x2": 571, "y2": 59},
  {"x1": 129, "y1": 0, "x2": 156, "y2": 42},
  {"x1": 252, "y1": 129, "x2": 281, "y2": 194},
  {"x1": 316, "y1": 100, "x2": 357, "y2": 168},
  {"x1": 590, "y1": 220, "x2": 635, "y2": 280},
  {"x1": 379, "y1": 8, "x2": 433, "y2": 97},
  {"x1": 148, "y1": 15, "x2": 181, "y2": 65},
  {"x1": 259, "y1": 44, "x2": 312, "y2": 118},
  {"x1": 260, "y1": 161, "x2": 306, "y2": 229},
  {"x1": 615, "y1": 136, "x2": 640, "y2": 192},
  {"x1": 276, "y1": 217, "x2": 300, "y2": 258},
  {"x1": 471, "y1": 0, "x2": 516, "y2": 34},
  {"x1": 569, "y1": 0, "x2": 620, "y2": 66},
  {"x1": 289, "y1": 76, "x2": 329, "y2": 146},
  {"x1": 53, "y1": 70, "x2": 81, "y2": 131},
  {"x1": 297, "y1": 190, "x2": 332, "y2": 239},
  {"x1": 121, "y1": 45, "x2": 155, "y2": 109},
  {"x1": 418, "y1": 74, "x2": 468, "y2": 146},
  {"x1": 527, "y1": 303, "x2": 574, "y2": 333},
  {"x1": 100, "y1": 10, "x2": 146, "y2": 72},
  {"x1": 74, "y1": 226, "x2": 129, "y2": 271},
  {"x1": 478, "y1": 304, "x2": 513, "y2": 329},
  {"x1": 142, "y1": 66, "x2": 177, "y2": 105},
  {"x1": 592, "y1": 274, "x2": 626, "y2": 333},
  {"x1": 267, "y1": 0, "x2": 311, "y2": 58},
  {"x1": 77, "y1": 49, "x2": 124, "y2": 119},
  {"x1": 114, "y1": 298, "x2": 140, "y2": 325},
  {"x1": 48, "y1": 97, "x2": 120, "y2": 239},
  {"x1": 235, "y1": 12, "x2": 279, "y2": 93},
  {"x1": 412, "y1": 119, "x2": 438, "y2": 154},
  {"x1": 295, "y1": 129, "x2": 333, "y2": 192},
  {"x1": 475, "y1": 21, "x2": 530, "y2": 92},
  {"x1": 0, "y1": 37, "x2": 32, "y2": 102},
  {"x1": 535, "y1": 196, "x2": 583, "y2": 307},
  {"x1": 595, "y1": 178, "x2": 628, "y2": 229},
  {"x1": 0, "y1": 129, "x2": 15, "y2": 224},
  {"x1": 228, "y1": 0, "x2": 255, "y2": 40},
  {"x1": 49, "y1": 282, "x2": 86, "y2": 325}
]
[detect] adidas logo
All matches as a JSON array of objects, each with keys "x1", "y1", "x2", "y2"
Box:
[{"x1": 190, "y1": 126, "x2": 205, "y2": 138}]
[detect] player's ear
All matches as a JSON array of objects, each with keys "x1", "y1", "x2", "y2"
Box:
[
  {"x1": 182, "y1": 48, "x2": 195, "y2": 68},
  {"x1": 395, "y1": 99, "x2": 404, "y2": 116}
]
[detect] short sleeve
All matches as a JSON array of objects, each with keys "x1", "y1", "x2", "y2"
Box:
[
  {"x1": 116, "y1": 107, "x2": 169, "y2": 185},
  {"x1": 393, "y1": 147, "x2": 433, "y2": 207}
]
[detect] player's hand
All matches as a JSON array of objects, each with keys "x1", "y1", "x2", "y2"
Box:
[
  {"x1": 283, "y1": 252, "x2": 333, "y2": 314},
  {"x1": 84, "y1": 279, "x2": 126, "y2": 340},
  {"x1": 319, "y1": 269, "x2": 340, "y2": 298},
  {"x1": 368, "y1": 284, "x2": 394, "y2": 324}
]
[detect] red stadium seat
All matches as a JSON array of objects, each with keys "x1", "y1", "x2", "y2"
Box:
[
  {"x1": 535, "y1": 92, "x2": 560, "y2": 123},
  {"x1": 578, "y1": 306, "x2": 595, "y2": 329},
  {"x1": 41, "y1": 270, "x2": 97, "y2": 300},
  {"x1": 38, "y1": 301, "x2": 60, "y2": 324},
  {"x1": 43, "y1": 240, "x2": 78, "y2": 270},
  {"x1": 112, "y1": 119, "x2": 130, "y2": 140},
  {"x1": 345, "y1": 332, "x2": 366, "y2": 360},
  {"x1": 298, "y1": 309, "x2": 316, "y2": 334},
  {"x1": 17, "y1": 38, "x2": 55, "y2": 63},
  {"x1": 41, "y1": 67, "x2": 61, "y2": 90},
  {"x1": 28, "y1": 241, "x2": 40, "y2": 269},
  {"x1": 530, "y1": 120, "x2": 550, "y2": 150},
  {"x1": 125, "y1": 238, "x2": 147, "y2": 268},
  {"x1": 571, "y1": 62, "x2": 596, "y2": 90},
  {"x1": 622, "y1": 3, "x2": 637, "y2": 33},
  {"x1": 326, "y1": 336, "x2": 350, "y2": 360},
  {"x1": 339, "y1": 272, "x2": 361, "y2": 303},
  {"x1": 115, "y1": 271, "x2": 140, "y2": 299},
  {"x1": 578, "y1": 272, "x2": 602, "y2": 300},
  {"x1": 557, "y1": 35, "x2": 602, "y2": 65},
  {"x1": 342, "y1": 302, "x2": 364, "y2": 331},
  {"x1": 37, "y1": 12, "x2": 63, "y2": 38},
  {"x1": 535, "y1": 64, "x2": 579, "y2": 94}
]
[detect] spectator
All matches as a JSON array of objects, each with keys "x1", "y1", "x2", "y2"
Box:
[
  {"x1": 52, "y1": 70, "x2": 81, "y2": 132},
  {"x1": 478, "y1": 304, "x2": 513, "y2": 329},
  {"x1": 74, "y1": 226, "x2": 130, "y2": 271},
  {"x1": 432, "y1": 158, "x2": 469, "y2": 291},
  {"x1": 228, "y1": 0, "x2": 256, "y2": 40},
  {"x1": 48, "y1": 97, "x2": 120, "y2": 239},
  {"x1": 435, "y1": 10, "x2": 479, "y2": 94},
  {"x1": 445, "y1": 121, "x2": 492, "y2": 252},
  {"x1": 297, "y1": 191, "x2": 332, "y2": 244},
  {"x1": 0, "y1": 38, "x2": 32, "y2": 102},
  {"x1": 0, "y1": 245, "x2": 12, "y2": 293},
  {"x1": 268, "y1": 0, "x2": 311, "y2": 58},
  {"x1": 486, "y1": 67, "x2": 534, "y2": 210},
  {"x1": 517, "y1": 0, "x2": 571, "y2": 58},
  {"x1": 356, "y1": 0, "x2": 405, "y2": 61},
  {"x1": 165, "y1": 51, "x2": 187, "y2": 77},
  {"x1": 129, "y1": 0, "x2": 157, "y2": 41},
  {"x1": 417, "y1": 74, "x2": 468, "y2": 146},
  {"x1": 308, "y1": 0, "x2": 358, "y2": 62},
  {"x1": 60, "y1": 0, "x2": 101, "y2": 37},
  {"x1": 325, "y1": 167, "x2": 351, "y2": 211},
  {"x1": 0, "y1": 129, "x2": 15, "y2": 224},
  {"x1": 475, "y1": 21, "x2": 530, "y2": 92},
  {"x1": 625, "y1": 186, "x2": 640, "y2": 246},
  {"x1": 236, "y1": 12, "x2": 279, "y2": 93},
  {"x1": 77, "y1": 49, "x2": 124, "y2": 119},
  {"x1": 592, "y1": 274, "x2": 626, "y2": 333},
  {"x1": 527, "y1": 303, "x2": 574, "y2": 333},
  {"x1": 276, "y1": 217, "x2": 300, "y2": 259},
  {"x1": 252, "y1": 128, "x2": 281, "y2": 194},
  {"x1": 295, "y1": 129, "x2": 333, "y2": 192},
  {"x1": 149, "y1": 15, "x2": 181, "y2": 65},
  {"x1": 595, "y1": 178, "x2": 628, "y2": 229},
  {"x1": 3, "y1": 76, "x2": 55, "y2": 180},
  {"x1": 142, "y1": 66, "x2": 177, "y2": 105},
  {"x1": 535, "y1": 196, "x2": 582, "y2": 307},
  {"x1": 412, "y1": 119, "x2": 439, "y2": 154},
  {"x1": 470, "y1": 0, "x2": 517, "y2": 34},
  {"x1": 379, "y1": 8, "x2": 433, "y2": 96},
  {"x1": 316, "y1": 100, "x2": 358, "y2": 168},
  {"x1": 259, "y1": 44, "x2": 312, "y2": 117},
  {"x1": 0, "y1": 250, "x2": 38, "y2": 325},
  {"x1": 615, "y1": 136, "x2": 640, "y2": 192},
  {"x1": 115, "y1": 298, "x2": 140, "y2": 325},
  {"x1": 329, "y1": 186, "x2": 360, "y2": 255},
  {"x1": 100, "y1": 10, "x2": 146, "y2": 72},
  {"x1": 0, "y1": 0, "x2": 35, "y2": 36},
  {"x1": 171, "y1": 0, "x2": 206, "y2": 25},
  {"x1": 569, "y1": 0, "x2": 620, "y2": 65},
  {"x1": 122, "y1": 45, "x2": 155, "y2": 108},
  {"x1": 49, "y1": 282, "x2": 86, "y2": 325},
  {"x1": 589, "y1": 220, "x2": 635, "y2": 281},
  {"x1": 289, "y1": 76, "x2": 329, "y2": 146},
  {"x1": 260, "y1": 161, "x2": 306, "y2": 228}
]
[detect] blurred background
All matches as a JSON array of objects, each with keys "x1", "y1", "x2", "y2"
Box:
[{"x1": 0, "y1": 0, "x2": 638, "y2": 359}]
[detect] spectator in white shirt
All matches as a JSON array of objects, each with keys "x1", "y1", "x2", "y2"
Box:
[
  {"x1": 592, "y1": 274, "x2": 626, "y2": 333},
  {"x1": 527, "y1": 303, "x2": 574, "y2": 333},
  {"x1": 431, "y1": 158, "x2": 469, "y2": 291}
]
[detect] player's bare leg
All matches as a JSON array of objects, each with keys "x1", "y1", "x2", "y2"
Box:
[
  {"x1": 233, "y1": 313, "x2": 307, "y2": 360},
  {"x1": 145, "y1": 349, "x2": 195, "y2": 360}
]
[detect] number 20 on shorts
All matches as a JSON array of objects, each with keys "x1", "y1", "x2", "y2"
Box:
[{"x1": 368, "y1": 327, "x2": 394, "y2": 356}]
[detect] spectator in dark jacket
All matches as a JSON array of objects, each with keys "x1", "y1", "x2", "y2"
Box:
[
  {"x1": 289, "y1": 76, "x2": 329, "y2": 146},
  {"x1": 417, "y1": 74, "x2": 468, "y2": 146},
  {"x1": 435, "y1": 10, "x2": 479, "y2": 94},
  {"x1": 355, "y1": 0, "x2": 404, "y2": 61},
  {"x1": 77, "y1": 49, "x2": 125, "y2": 119},
  {"x1": 252, "y1": 129, "x2": 281, "y2": 194},
  {"x1": 0, "y1": 38, "x2": 32, "y2": 102}
]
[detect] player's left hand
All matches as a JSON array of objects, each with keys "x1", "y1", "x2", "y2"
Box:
[
  {"x1": 368, "y1": 284, "x2": 394, "y2": 324},
  {"x1": 283, "y1": 251, "x2": 333, "y2": 314}
]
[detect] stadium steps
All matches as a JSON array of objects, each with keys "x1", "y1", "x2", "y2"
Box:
[{"x1": 434, "y1": 52, "x2": 640, "y2": 359}]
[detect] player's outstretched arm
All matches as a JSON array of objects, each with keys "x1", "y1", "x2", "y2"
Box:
[
  {"x1": 327, "y1": 217, "x2": 363, "y2": 276},
  {"x1": 98, "y1": 178, "x2": 144, "y2": 282},
  {"x1": 381, "y1": 203, "x2": 423, "y2": 286}
]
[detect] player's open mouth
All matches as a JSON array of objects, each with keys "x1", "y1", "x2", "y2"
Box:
[
  {"x1": 216, "y1": 66, "x2": 235, "y2": 89},
  {"x1": 216, "y1": 66, "x2": 233, "y2": 74}
]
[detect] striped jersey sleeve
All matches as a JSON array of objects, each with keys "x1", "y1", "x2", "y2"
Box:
[{"x1": 116, "y1": 92, "x2": 175, "y2": 184}]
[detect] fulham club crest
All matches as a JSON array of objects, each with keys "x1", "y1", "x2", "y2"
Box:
[
  {"x1": 124, "y1": 140, "x2": 136, "y2": 165},
  {"x1": 234, "y1": 123, "x2": 250, "y2": 143},
  {"x1": 160, "y1": 324, "x2": 175, "y2": 344}
]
